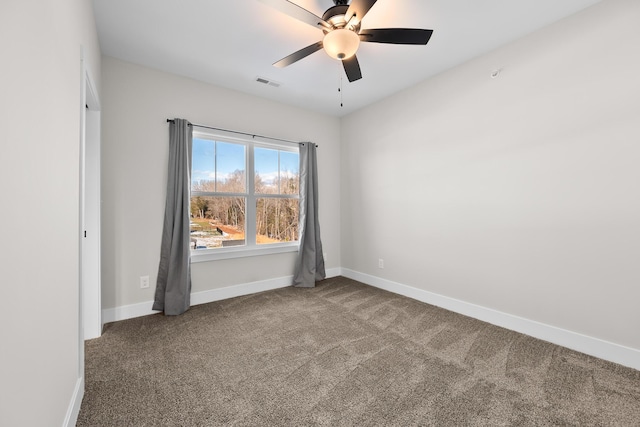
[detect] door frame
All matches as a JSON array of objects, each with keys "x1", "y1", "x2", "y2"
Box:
[{"x1": 80, "y1": 56, "x2": 102, "y2": 345}]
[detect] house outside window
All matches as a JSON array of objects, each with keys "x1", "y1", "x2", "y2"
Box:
[{"x1": 190, "y1": 130, "x2": 300, "y2": 261}]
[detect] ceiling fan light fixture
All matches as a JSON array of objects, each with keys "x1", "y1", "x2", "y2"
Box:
[{"x1": 323, "y1": 28, "x2": 360, "y2": 60}]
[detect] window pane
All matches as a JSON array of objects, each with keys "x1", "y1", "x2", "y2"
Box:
[
  {"x1": 256, "y1": 198, "x2": 299, "y2": 245},
  {"x1": 280, "y1": 151, "x2": 300, "y2": 194},
  {"x1": 190, "y1": 196, "x2": 246, "y2": 249},
  {"x1": 255, "y1": 147, "x2": 278, "y2": 194},
  {"x1": 192, "y1": 138, "x2": 215, "y2": 192},
  {"x1": 280, "y1": 151, "x2": 299, "y2": 195},
  {"x1": 255, "y1": 148, "x2": 299, "y2": 195},
  {"x1": 216, "y1": 142, "x2": 246, "y2": 193}
]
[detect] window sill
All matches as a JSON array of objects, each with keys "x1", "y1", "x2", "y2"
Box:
[{"x1": 190, "y1": 243, "x2": 299, "y2": 263}]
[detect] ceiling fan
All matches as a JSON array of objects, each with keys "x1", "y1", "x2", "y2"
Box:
[{"x1": 259, "y1": 0, "x2": 433, "y2": 82}]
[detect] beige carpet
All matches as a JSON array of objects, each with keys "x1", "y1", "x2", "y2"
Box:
[{"x1": 77, "y1": 276, "x2": 640, "y2": 426}]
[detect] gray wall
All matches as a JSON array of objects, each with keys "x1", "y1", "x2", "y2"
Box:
[
  {"x1": 0, "y1": 0, "x2": 102, "y2": 425},
  {"x1": 341, "y1": 0, "x2": 640, "y2": 351},
  {"x1": 101, "y1": 57, "x2": 341, "y2": 310}
]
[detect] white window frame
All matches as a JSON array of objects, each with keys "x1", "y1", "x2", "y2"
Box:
[{"x1": 190, "y1": 129, "x2": 300, "y2": 263}]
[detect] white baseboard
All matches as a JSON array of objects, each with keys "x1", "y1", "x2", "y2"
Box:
[
  {"x1": 63, "y1": 376, "x2": 84, "y2": 427},
  {"x1": 102, "y1": 300, "x2": 158, "y2": 324},
  {"x1": 341, "y1": 268, "x2": 640, "y2": 371},
  {"x1": 190, "y1": 275, "x2": 293, "y2": 306},
  {"x1": 325, "y1": 267, "x2": 342, "y2": 279},
  {"x1": 103, "y1": 267, "x2": 343, "y2": 324},
  {"x1": 101, "y1": 267, "x2": 639, "y2": 370}
]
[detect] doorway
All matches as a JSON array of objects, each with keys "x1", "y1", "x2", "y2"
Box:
[{"x1": 81, "y1": 66, "x2": 102, "y2": 340}]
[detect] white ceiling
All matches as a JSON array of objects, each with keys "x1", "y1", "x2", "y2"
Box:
[{"x1": 93, "y1": 0, "x2": 601, "y2": 117}]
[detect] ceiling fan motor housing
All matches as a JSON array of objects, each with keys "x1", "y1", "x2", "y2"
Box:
[
  {"x1": 322, "y1": 5, "x2": 360, "y2": 33},
  {"x1": 321, "y1": 4, "x2": 361, "y2": 60}
]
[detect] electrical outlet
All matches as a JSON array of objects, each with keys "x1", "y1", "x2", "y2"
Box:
[
  {"x1": 140, "y1": 275, "x2": 150, "y2": 289},
  {"x1": 378, "y1": 259, "x2": 384, "y2": 269}
]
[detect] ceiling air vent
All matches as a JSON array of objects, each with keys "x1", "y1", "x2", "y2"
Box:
[{"x1": 255, "y1": 76, "x2": 281, "y2": 88}]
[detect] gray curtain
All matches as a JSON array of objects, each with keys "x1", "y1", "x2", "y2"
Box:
[
  {"x1": 153, "y1": 118, "x2": 192, "y2": 315},
  {"x1": 293, "y1": 142, "x2": 326, "y2": 287}
]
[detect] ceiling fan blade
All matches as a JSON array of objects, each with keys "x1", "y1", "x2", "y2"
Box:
[
  {"x1": 342, "y1": 55, "x2": 362, "y2": 82},
  {"x1": 273, "y1": 41, "x2": 324, "y2": 68},
  {"x1": 345, "y1": 0, "x2": 378, "y2": 25},
  {"x1": 359, "y1": 28, "x2": 433, "y2": 45},
  {"x1": 258, "y1": 0, "x2": 329, "y2": 30}
]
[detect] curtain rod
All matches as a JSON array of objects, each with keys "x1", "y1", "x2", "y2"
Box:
[{"x1": 166, "y1": 119, "x2": 314, "y2": 146}]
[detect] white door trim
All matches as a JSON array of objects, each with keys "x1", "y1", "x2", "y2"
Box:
[{"x1": 81, "y1": 64, "x2": 102, "y2": 340}]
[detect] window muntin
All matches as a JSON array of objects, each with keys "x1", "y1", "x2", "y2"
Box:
[{"x1": 190, "y1": 132, "x2": 299, "y2": 257}]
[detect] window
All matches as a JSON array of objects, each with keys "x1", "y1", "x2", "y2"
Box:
[{"x1": 190, "y1": 131, "x2": 300, "y2": 260}]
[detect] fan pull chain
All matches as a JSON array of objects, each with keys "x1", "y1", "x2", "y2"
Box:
[{"x1": 339, "y1": 75, "x2": 343, "y2": 107}]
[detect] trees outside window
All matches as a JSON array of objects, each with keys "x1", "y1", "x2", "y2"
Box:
[{"x1": 190, "y1": 134, "x2": 299, "y2": 252}]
